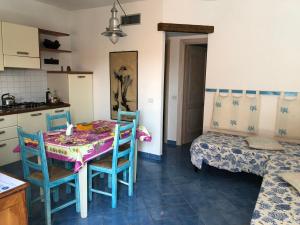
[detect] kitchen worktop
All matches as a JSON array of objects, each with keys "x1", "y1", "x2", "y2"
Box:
[{"x1": 0, "y1": 103, "x2": 70, "y2": 116}]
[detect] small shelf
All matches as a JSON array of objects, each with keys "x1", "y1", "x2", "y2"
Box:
[
  {"x1": 40, "y1": 48, "x2": 72, "y2": 53},
  {"x1": 39, "y1": 28, "x2": 70, "y2": 37},
  {"x1": 47, "y1": 71, "x2": 93, "y2": 74}
]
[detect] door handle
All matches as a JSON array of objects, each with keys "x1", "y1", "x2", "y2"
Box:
[
  {"x1": 0, "y1": 131, "x2": 5, "y2": 135},
  {"x1": 78, "y1": 76, "x2": 86, "y2": 78},
  {"x1": 0, "y1": 143, "x2": 7, "y2": 148},
  {"x1": 0, "y1": 118, "x2": 4, "y2": 122},
  {"x1": 31, "y1": 113, "x2": 42, "y2": 117},
  {"x1": 55, "y1": 109, "x2": 64, "y2": 113},
  {"x1": 17, "y1": 51, "x2": 29, "y2": 55}
]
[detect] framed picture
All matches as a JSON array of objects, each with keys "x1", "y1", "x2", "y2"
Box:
[{"x1": 110, "y1": 51, "x2": 138, "y2": 120}]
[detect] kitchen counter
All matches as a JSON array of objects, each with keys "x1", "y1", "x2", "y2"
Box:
[{"x1": 0, "y1": 103, "x2": 70, "y2": 116}]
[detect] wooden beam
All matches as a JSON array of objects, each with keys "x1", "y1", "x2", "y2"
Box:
[{"x1": 158, "y1": 23, "x2": 214, "y2": 34}]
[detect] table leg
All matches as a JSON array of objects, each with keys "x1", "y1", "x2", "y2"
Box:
[
  {"x1": 79, "y1": 163, "x2": 88, "y2": 218},
  {"x1": 134, "y1": 141, "x2": 138, "y2": 183}
]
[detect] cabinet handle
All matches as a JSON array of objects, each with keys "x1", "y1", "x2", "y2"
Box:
[
  {"x1": 55, "y1": 109, "x2": 64, "y2": 113},
  {"x1": 17, "y1": 51, "x2": 29, "y2": 55},
  {"x1": 78, "y1": 76, "x2": 86, "y2": 78},
  {"x1": 31, "y1": 113, "x2": 42, "y2": 117},
  {"x1": 0, "y1": 118, "x2": 4, "y2": 122},
  {"x1": 0, "y1": 131, "x2": 5, "y2": 135},
  {"x1": 0, "y1": 143, "x2": 7, "y2": 148}
]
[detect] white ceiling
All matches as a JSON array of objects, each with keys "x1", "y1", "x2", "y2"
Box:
[{"x1": 35, "y1": 0, "x2": 143, "y2": 11}]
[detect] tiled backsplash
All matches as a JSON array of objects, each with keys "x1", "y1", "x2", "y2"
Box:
[{"x1": 0, "y1": 69, "x2": 47, "y2": 104}]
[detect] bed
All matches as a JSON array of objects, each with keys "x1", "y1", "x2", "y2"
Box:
[{"x1": 190, "y1": 131, "x2": 300, "y2": 225}]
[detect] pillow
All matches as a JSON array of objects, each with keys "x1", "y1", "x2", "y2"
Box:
[
  {"x1": 245, "y1": 136, "x2": 284, "y2": 151},
  {"x1": 279, "y1": 172, "x2": 300, "y2": 193}
]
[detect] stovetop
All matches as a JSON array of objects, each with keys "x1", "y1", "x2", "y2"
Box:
[{"x1": 0, "y1": 102, "x2": 46, "y2": 111}]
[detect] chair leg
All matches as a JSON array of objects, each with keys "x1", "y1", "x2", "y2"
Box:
[
  {"x1": 44, "y1": 187, "x2": 52, "y2": 225},
  {"x1": 53, "y1": 187, "x2": 59, "y2": 202},
  {"x1": 88, "y1": 168, "x2": 93, "y2": 202},
  {"x1": 75, "y1": 177, "x2": 80, "y2": 213},
  {"x1": 111, "y1": 173, "x2": 117, "y2": 208},
  {"x1": 108, "y1": 174, "x2": 112, "y2": 189},
  {"x1": 65, "y1": 162, "x2": 72, "y2": 194},
  {"x1": 123, "y1": 170, "x2": 127, "y2": 182},
  {"x1": 26, "y1": 185, "x2": 31, "y2": 216},
  {"x1": 128, "y1": 166, "x2": 134, "y2": 197}
]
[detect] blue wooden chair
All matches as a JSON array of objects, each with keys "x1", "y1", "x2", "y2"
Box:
[
  {"x1": 17, "y1": 127, "x2": 80, "y2": 225},
  {"x1": 88, "y1": 120, "x2": 137, "y2": 208},
  {"x1": 117, "y1": 109, "x2": 140, "y2": 182},
  {"x1": 46, "y1": 111, "x2": 73, "y2": 193},
  {"x1": 46, "y1": 111, "x2": 71, "y2": 131}
]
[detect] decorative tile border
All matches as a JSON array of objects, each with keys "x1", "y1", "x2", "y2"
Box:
[{"x1": 206, "y1": 88, "x2": 298, "y2": 97}]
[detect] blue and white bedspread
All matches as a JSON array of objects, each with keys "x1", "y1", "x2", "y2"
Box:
[
  {"x1": 190, "y1": 131, "x2": 300, "y2": 225},
  {"x1": 251, "y1": 155, "x2": 300, "y2": 225},
  {"x1": 190, "y1": 131, "x2": 300, "y2": 176}
]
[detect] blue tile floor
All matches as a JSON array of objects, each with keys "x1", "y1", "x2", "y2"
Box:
[{"x1": 0, "y1": 144, "x2": 262, "y2": 225}]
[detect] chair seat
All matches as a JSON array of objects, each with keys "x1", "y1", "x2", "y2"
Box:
[
  {"x1": 30, "y1": 166, "x2": 74, "y2": 182},
  {"x1": 91, "y1": 156, "x2": 128, "y2": 169}
]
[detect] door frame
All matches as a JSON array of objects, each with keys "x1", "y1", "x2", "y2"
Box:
[{"x1": 176, "y1": 37, "x2": 208, "y2": 145}]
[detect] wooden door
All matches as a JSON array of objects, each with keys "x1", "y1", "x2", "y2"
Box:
[
  {"x1": 182, "y1": 44, "x2": 207, "y2": 144},
  {"x1": 68, "y1": 74, "x2": 94, "y2": 124},
  {"x1": 0, "y1": 23, "x2": 3, "y2": 71}
]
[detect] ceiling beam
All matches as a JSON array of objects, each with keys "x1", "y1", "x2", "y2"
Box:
[{"x1": 158, "y1": 23, "x2": 214, "y2": 34}]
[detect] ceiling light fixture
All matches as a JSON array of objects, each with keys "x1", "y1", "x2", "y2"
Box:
[{"x1": 101, "y1": 0, "x2": 127, "y2": 44}]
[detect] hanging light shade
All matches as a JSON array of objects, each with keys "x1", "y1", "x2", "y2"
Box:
[{"x1": 101, "y1": 1, "x2": 127, "y2": 44}]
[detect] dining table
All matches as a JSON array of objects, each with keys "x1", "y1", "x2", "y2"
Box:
[{"x1": 14, "y1": 120, "x2": 151, "y2": 218}]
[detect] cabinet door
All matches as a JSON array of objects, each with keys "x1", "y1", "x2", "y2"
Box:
[
  {"x1": 68, "y1": 74, "x2": 94, "y2": 124},
  {"x1": 17, "y1": 110, "x2": 49, "y2": 133},
  {"x1": 2, "y1": 22, "x2": 39, "y2": 58},
  {"x1": 0, "y1": 138, "x2": 20, "y2": 166},
  {"x1": 0, "y1": 190, "x2": 28, "y2": 225}
]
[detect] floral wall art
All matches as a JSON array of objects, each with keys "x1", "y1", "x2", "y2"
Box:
[{"x1": 109, "y1": 51, "x2": 138, "y2": 120}]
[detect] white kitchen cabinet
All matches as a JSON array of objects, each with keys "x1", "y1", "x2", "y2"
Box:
[
  {"x1": 47, "y1": 73, "x2": 94, "y2": 124},
  {"x1": 0, "y1": 114, "x2": 19, "y2": 166},
  {"x1": 17, "y1": 110, "x2": 50, "y2": 133},
  {"x1": 2, "y1": 22, "x2": 40, "y2": 69},
  {"x1": 0, "y1": 138, "x2": 19, "y2": 166},
  {"x1": 0, "y1": 23, "x2": 3, "y2": 71}
]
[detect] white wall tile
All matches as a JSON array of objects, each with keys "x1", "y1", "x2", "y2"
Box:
[{"x1": 0, "y1": 69, "x2": 47, "y2": 105}]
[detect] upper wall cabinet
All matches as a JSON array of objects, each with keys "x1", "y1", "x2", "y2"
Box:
[
  {"x1": 0, "y1": 23, "x2": 4, "y2": 71},
  {"x1": 2, "y1": 22, "x2": 40, "y2": 69}
]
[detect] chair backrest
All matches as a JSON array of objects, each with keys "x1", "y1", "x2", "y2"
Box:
[
  {"x1": 46, "y1": 111, "x2": 71, "y2": 131},
  {"x1": 112, "y1": 120, "x2": 137, "y2": 170},
  {"x1": 117, "y1": 109, "x2": 140, "y2": 126},
  {"x1": 17, "y1": 127, "x2": 50, "y2": 184}
]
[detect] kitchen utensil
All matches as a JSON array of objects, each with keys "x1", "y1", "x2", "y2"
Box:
[{"x1": 1, "y1": 93, "x2": 16, "y2": 106}]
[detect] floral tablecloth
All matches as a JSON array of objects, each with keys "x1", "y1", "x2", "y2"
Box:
[{"x1": 15, "y1": 120, "x2": 151, "y2": 172}]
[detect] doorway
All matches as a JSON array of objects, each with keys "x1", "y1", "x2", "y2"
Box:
[
  {"x1": 163, "y1": 34, "x2": 207, "y2": 146},
  {"x1": 181, "y1": 44, "x2": 207, "y2": 144}
]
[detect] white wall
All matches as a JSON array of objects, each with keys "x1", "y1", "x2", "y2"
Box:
[
  {"x1": 71, "y1": 0, "x2": 165, "y2": 156},
  {"x1": 163, "y1": 0, "x2": 300, "y2": 136}
]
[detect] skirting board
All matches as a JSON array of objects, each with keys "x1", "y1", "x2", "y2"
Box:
[
  {"x1": 166, "y1": 140, "x2": 177, "y2": 146},
  {"x1": 138, "y1": 151, "x2": 162, "y2": 162}
]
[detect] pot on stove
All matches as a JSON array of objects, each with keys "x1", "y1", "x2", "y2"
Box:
[{"x1": 1, "y1": 93, "x2": 16, "y2": 106}]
